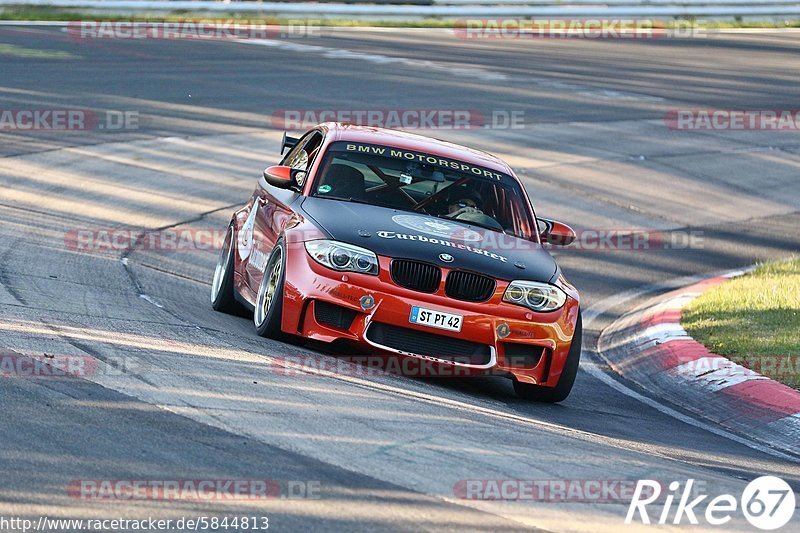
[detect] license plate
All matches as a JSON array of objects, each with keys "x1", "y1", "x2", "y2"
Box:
[{"x1": 409, "y1": 306, "x2": 463, "y2": 332}]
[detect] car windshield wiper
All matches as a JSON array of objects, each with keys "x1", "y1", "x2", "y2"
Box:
[
  {"x1": 318, "y1": 195, "x2": 396, "y2": 210},
  {"x1": 434, "y1": 213, "x2": 508, "y2": 235}
]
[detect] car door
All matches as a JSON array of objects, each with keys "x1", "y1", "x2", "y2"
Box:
[{"x1": 243, "y1": 130, "x2": 324, "y2": 292}]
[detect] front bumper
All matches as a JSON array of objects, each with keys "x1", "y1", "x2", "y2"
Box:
[{"x1": 280, "y1": 242, "x2": 580, "y2": 386}]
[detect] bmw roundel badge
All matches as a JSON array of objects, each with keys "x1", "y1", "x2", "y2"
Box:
[
  {"x1": 360, "y1": 295, "x2": 375, "y2": 310},
  {"x1": 496, "y1": 323, "x2": 511, "y2": 339}
]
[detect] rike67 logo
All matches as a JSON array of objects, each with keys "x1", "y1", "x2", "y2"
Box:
[{"x1": 626, "y1": 477, "x2": 795, "y2": 530}]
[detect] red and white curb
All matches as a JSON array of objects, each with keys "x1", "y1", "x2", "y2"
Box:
[{"x1": 597, "y1": 270, "x2": 800, "y2": 456}]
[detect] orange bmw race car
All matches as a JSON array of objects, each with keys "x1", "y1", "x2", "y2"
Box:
[{"x1": 211, "y1": 123, "x2": 581, "y2": 402}]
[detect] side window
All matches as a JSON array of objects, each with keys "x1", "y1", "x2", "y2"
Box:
[
  {"x1": 282, "y1": 131, "x2": 323, "y2": 172},
  {"x1": 300, "y1": 132, "x2": 323, "y2": 171},
  {"x1": 280, "y1": 131, "x2": 313, "y2": 167}
]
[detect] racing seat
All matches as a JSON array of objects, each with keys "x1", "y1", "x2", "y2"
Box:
[{"x1": 327, "y1": 164, "x2": 366, "y2": 200}]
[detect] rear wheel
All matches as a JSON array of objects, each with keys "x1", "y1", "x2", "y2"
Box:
[
  {"x1": 211, "y1": 224, "x2": 245, "y2": 315},
  {"x1": 513, "y1": 311, "x2": 582, "y2": 403}
]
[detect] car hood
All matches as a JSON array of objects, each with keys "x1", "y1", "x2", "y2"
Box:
[{"x1": 299, "y1": 197, "x2": 559, "y2": 283}]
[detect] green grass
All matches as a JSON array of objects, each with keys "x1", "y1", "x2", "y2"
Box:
[
  {"x1": 2, "y1": 6, "x2": 800, "y2": 28},
  {"x1": 0, "y1": 7, "x2": 429, "y2": 25},
  {"x1": 0, "y1": 6, "x2": 100, "y2": 20},
  {"x1": 699, "y1": 19, "x2": 800, "y2": 28},
  {"x1": 0, "y1": 43, "x2": 78, "y2": 58},
  {"x1": 0, "y1": 7, "x2": 457, "y2": 26},
  {"x1": 682, "y1": 258, "x2": 800, "y2": 388}
]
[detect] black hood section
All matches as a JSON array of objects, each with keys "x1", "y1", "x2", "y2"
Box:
[{"x1": 299, "y1": 197, "x2": 558, "y2": 283}]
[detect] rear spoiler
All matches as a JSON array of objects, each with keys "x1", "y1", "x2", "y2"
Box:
[{"x1": 281, "y1": 132, "x2": 299, "y2": 155}]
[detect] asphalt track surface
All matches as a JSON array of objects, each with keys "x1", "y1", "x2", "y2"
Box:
[{"x1": 1, "y1": 25, "x2": 799, "y2": 531}]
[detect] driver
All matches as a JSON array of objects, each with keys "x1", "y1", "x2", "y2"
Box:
[{"x1": 446, "y1": 186, "x2": 484, "y2": 219}]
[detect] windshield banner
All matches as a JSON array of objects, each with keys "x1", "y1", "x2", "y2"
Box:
[{"x1": 341, "y1": 142, "x2": 507, "y2": 182}]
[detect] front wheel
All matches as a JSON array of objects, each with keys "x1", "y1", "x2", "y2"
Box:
[
  {"x1": 513, "y1": 311, "x2": 582, "y2": 403},
  {"x1": 254, "y1": 241, "x2": 304, "y2": 346}
]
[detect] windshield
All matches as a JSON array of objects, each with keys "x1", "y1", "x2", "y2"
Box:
[{"x1": 311, "y1": 141, "x2": 535, "y2": 240}]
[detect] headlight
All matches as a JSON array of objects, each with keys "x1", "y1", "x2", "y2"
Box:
[
  {"x1": 304, "y1": 240, "x2": 379, "y2": 275},
  {"x1": 502, "y1": 280, "x2": 566, "y2": 312}
]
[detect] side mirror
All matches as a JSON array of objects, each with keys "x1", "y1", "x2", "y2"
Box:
[
  {"x1": 263, "y1": 165, "x2": 305, "y2": 189},
  {"x1": 538, "y1": 218, "x2": 576, "y2": 246}
]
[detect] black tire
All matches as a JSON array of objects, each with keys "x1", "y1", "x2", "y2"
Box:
[
  {"x1": 211, "y1": 224, "x2": 246, "y2": 315},
  {"x1": 253, "y1": 240, "x2": 305, "y2": 346},
  {"x1": 513, "y1": 311, "x2": 582, "y2": 403}
]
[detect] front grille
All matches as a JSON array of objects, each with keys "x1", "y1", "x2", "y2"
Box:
[
  {"x1": 366, "y1": 322, "x2": 492, "y2": 365},
  {"x1": 503, "y1": 344, "x2": 546, "y2": 369},
  {"x1": 315, "y1": 301, "x2": 357, "y2": 330},
  {"x1": 390, "y1": 260, "x2": 441, "y2": 293},
  {"x1": 445, "y1": 270, "x2": 496, "y2": 302}
]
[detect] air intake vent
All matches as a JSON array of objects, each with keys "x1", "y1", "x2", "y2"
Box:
[
  {"x1": 445, "y1": 270, "x2": 496, "y2": 302},
  {"x1": 503, "y1": 344, "x2": 546, "y2": 369},
  {"x1": 315, "y1": 301, "x2": 357, "y2": 330},
  {"x1": 390, "y1": 260, "x2": 441, "y2": 293},
  {"x1": 366, "y1": 322, "x2": 492, "y2": 365}
]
